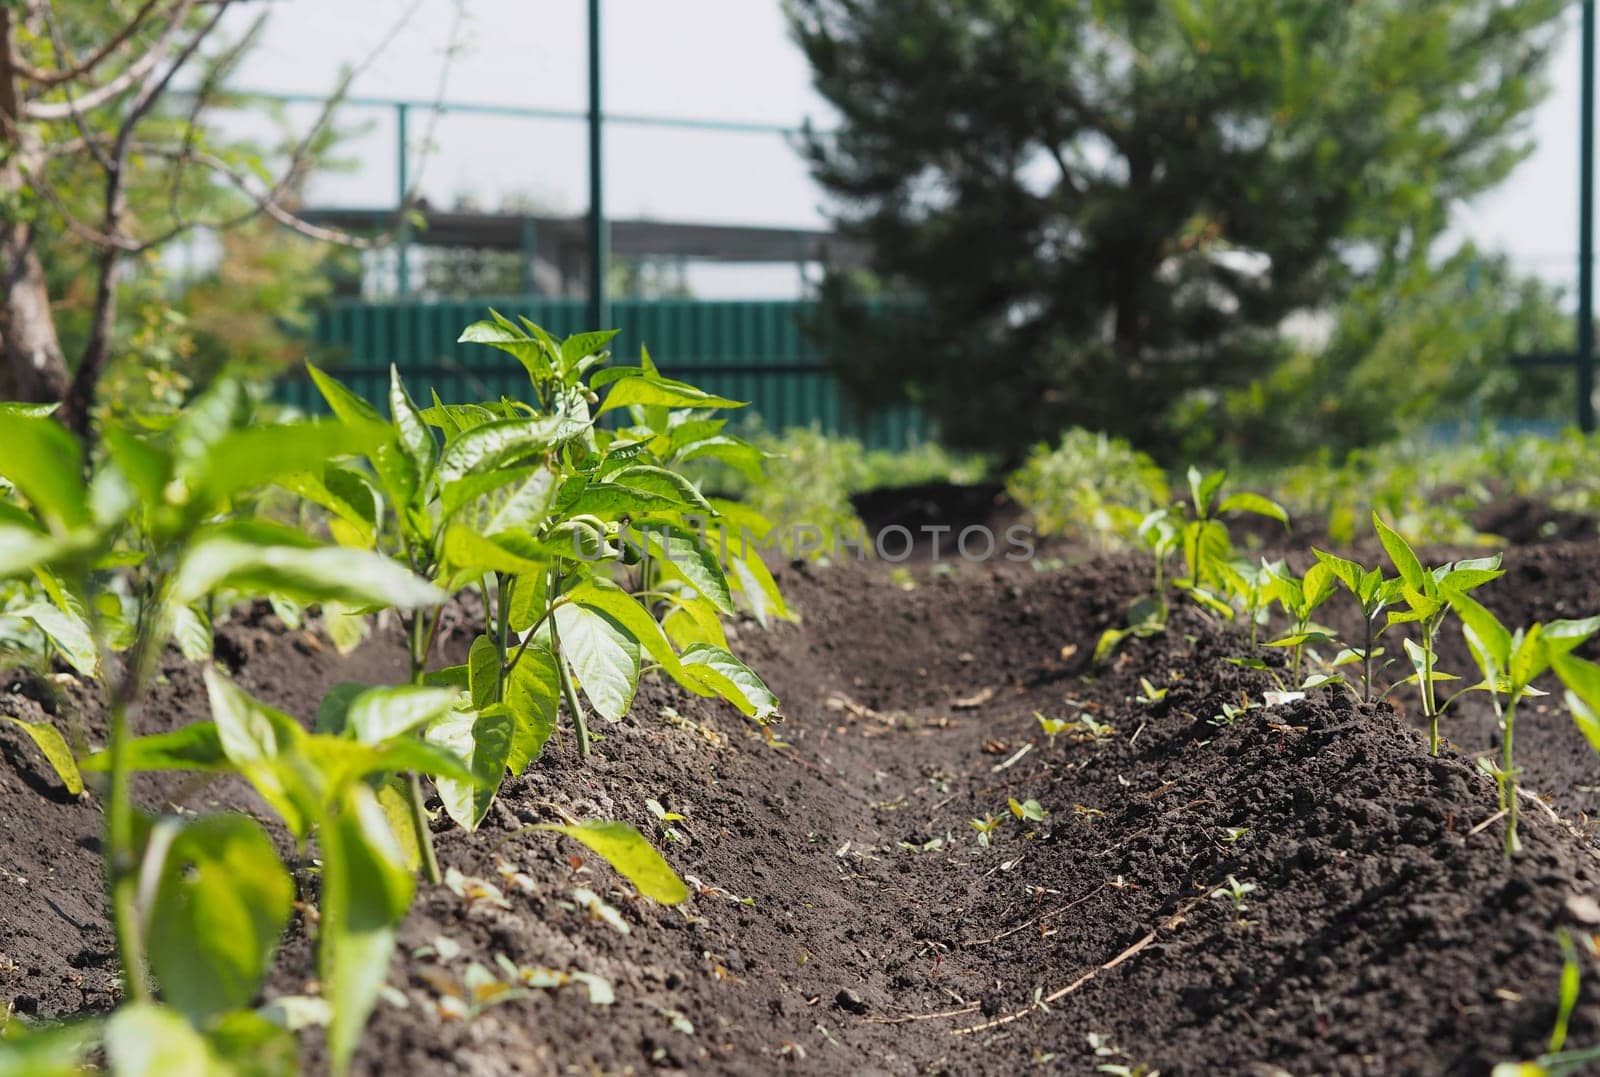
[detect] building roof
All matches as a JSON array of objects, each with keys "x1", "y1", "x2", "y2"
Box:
[{"x1": 298, "y1": 206, "x2": 871, "y2": 267}]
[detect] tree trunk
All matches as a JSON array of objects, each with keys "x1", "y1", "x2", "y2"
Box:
[{"x1": 0, "y1": 7, "x2": 70, "y2": 404}]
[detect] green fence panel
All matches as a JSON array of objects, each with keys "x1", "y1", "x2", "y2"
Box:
[{"x1": 282, "y1": 297, "x2": 932, "y2": 450}]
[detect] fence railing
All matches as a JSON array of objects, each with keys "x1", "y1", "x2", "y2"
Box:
[{"x1": 278, "y1": 297, "x2": 933, "y2": 450}]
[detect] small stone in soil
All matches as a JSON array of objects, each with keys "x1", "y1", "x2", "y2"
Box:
[{"x1": 835, "y1": 988, "x2": 869, "y2": 1014}]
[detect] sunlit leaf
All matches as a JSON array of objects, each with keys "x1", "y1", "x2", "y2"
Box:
[{"x1": 531, "y1": 819, "x2": 688, "y2": 904}]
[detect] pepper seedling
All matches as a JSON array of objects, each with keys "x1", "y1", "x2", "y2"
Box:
[
  {"x1": 1441, "y1": 589, "x2": 1597, "y2": 856},
  {"x1": 1314, "y1": 550, "x2": 1401, "y2": 703},
  {"x1": 1375, "y1": 513, "x2": 1503, "y2": 756}
]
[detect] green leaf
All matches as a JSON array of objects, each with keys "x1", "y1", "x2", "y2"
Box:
[
  {"x1": 204, "y1": 669, "x2": 310, "y2": 835},
  {"x1": 1555, "y1": 653, "x2": 1600, "y2": 750},
  {"x1": 144, "y1": 815, "x2": 293, "y2": 1022},
  {"x1": 344, "y1": 685, "x2": 460, "y2": 744},
  {"x1": 677, "y1": 643, "x2": 780, "y2": 720},
  {"x1": 170, "y1": 604, "x2": 213, "y2": 663},
  {"x1": 1373, "y1": 513, "x2": 1426, "y2": 591},
  {"x1": 505, "y1": 645, "x2": 560, "y2": 774},
  {"x1": 596, "y1": 374, "x2": 745, "y2": 416},
  {"x1": 482, "y1": 469, "x2": 558, "y2": 536},
  {"x1": 388, "y1": 365, "x2": 438, "y2": 485},
  {"x1": 442, "y1": 525, "x2": 550, "y2": 578},
  {"x1": 552, "y1": 601, "x2": 640, "y2": 722},
  {"x1": 662, "y1": 595, "x2": 729, "y2": 650},
  {"x1": 1444, "y1": 587, "x2": 1512, "y2": 673},
  {"x1": 279, "y1": 466, "x2": 381, "y2": 549},
  {"x1": 636, "y1": 521, "x2": 735, "y2": 614},
  {"x1": 1299, "y1": 560, "x2": 1337, "y2": 611},
  {"x1": 507, "y1": 572, "x2": 547, "y2": 633},
  {"x1": 8, "y1": 601, "x2": 97, "y2": 677},
  {"x1": 457, "y1": 318, "x2": 552, "y2": 381},
  {"x1": 0, "y1": 1016, "x2": 98, "y2": 1077},
  {"x1": 722, "y1": 534, "x2": 791, "y2": 627},
  {"x1": 193, "y1": 420, "x2": 383, "y2": 510},
  {"x1": 81, "y1": 723, "x2": 229, "y2": 774},
  {"x1": 102, "y1": 423, "x2": 172, "y2": 509},
  {"x1": 1545, "y1": 615, "x2": 1600, "y2": 659},
  {"x1": 425, "y1": 706, "x2": 512, "y2": 831},
  {"x1": 321, "y1": 785, "x2": 414, "y2": 1076},
  {"x1": 204, "y1": 1009, "x2": 298, "y2": 1077},
  {"x1": 104, "y1": 1003, "x2": 217, "y2": 1076},
  {"x1": 468, "y1": 635, "x2": 499, "y2": 710},
  {"x1": 606, "y1": 465, "x2": 713, "y2": 512},
  {"x1": 1217, "y1": 491, "x2": 1289, "y2": 527},
  {"x1": 531, "y1": 820, "x2": 689, "y2": 904},
  {"x1": 307, "y1": 363, "x2": 385, "y2": 427},
  {"x1": 564, "y1": 576, "x2": 682, "y2": 676},
  {"x1": 1186, "y1": 467, "x2": 1226, "y2": 517},
  {"x1": 436, "y1": 415, "x2": 587, "y2": 487},
  {"x1": 0, "y1": 416, "x2": 88, "y2": 534},
  {"x1": 1, "y1": 716, "x2": 83, "y2": 795},
  {"x1": 174, "y1": 523, "x2": 445, "y2": 610},
  {"x1": 560, "y1": 329, "x2": 621, "y2": 369}
]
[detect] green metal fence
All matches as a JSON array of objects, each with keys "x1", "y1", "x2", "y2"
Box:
[{"x1": 278, "y1": 297, "x2": 932, "y2": 450}]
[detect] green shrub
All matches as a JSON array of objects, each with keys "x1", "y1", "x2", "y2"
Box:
[{"x1": 1007, "y1": 430, "x2": 1169, "y2": 550}]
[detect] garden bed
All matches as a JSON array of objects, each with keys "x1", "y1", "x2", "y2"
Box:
[{"x1": 5, "y1": 535, "x2": 1600, "y2": 1073}]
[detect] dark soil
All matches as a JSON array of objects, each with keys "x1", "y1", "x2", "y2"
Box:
[
  {"x1": 6, "y1": 539, "x2": 1600, "y2": 1074},
  {"x1": 850, "y1": 481, "x2": 1024, "y2": 561}
]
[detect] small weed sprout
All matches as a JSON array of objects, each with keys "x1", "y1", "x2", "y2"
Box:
[
  {"x1": 1073, "y1": 714, "x2": 1117, "y2": 743},
  {"x1": 1211, "y1": 875, "x2": 1257, "y2": 916},
  {"x1": 1210, "y1": 697, "x2": 1258, "y2": 729},
  {"x1": 1222, "y1": 827, "x2": 1249, "y2": 844},
  {"x1": 1035, "y1": 712, "x2": 1070, "y2": 748},
  {"x1": 1009, "y1": 797, "x2": 1048, "y2": 823},
  {"x1": 1136, "y1": 677, "x2": 1169, "y2": 704},
  {"x1": 969, "y1": 814, "x2": 1002, "y2": 848}
]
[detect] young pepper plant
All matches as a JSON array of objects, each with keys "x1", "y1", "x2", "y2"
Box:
[
  {"x1": 1263, "y1": 560, "x2": 1340, "y2": 688},
  {"x1": 301, "y1": 314, "x2": 783, "y2": 847},
  {"x1": 0, "y1": 391, "x2": 446, "y2": 1071},
  {"x1": 1374, "y1": 513, "x2": 1503, "y2": 755},
  {"x1": 1173, "y1": 467, "x2": 1289, "y2": 603},
  {"x1": 1313, "y1": 550, "x2": 1400, "y2": 703},
  {"x1": 1443, "y1": 590, "x2": 1598, "y2": 857}
]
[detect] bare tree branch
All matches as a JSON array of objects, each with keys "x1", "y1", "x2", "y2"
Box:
[
  {"x1": 20, "y1": 0, "x2": 192, "y2": 121},
  {"x1": 13, "y1": 0, "x2": 168, "y2": 89}
]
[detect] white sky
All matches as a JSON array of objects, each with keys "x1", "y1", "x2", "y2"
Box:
[{"x1": 225, "y1": 0, "x2": 1592, "y2": 301}]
